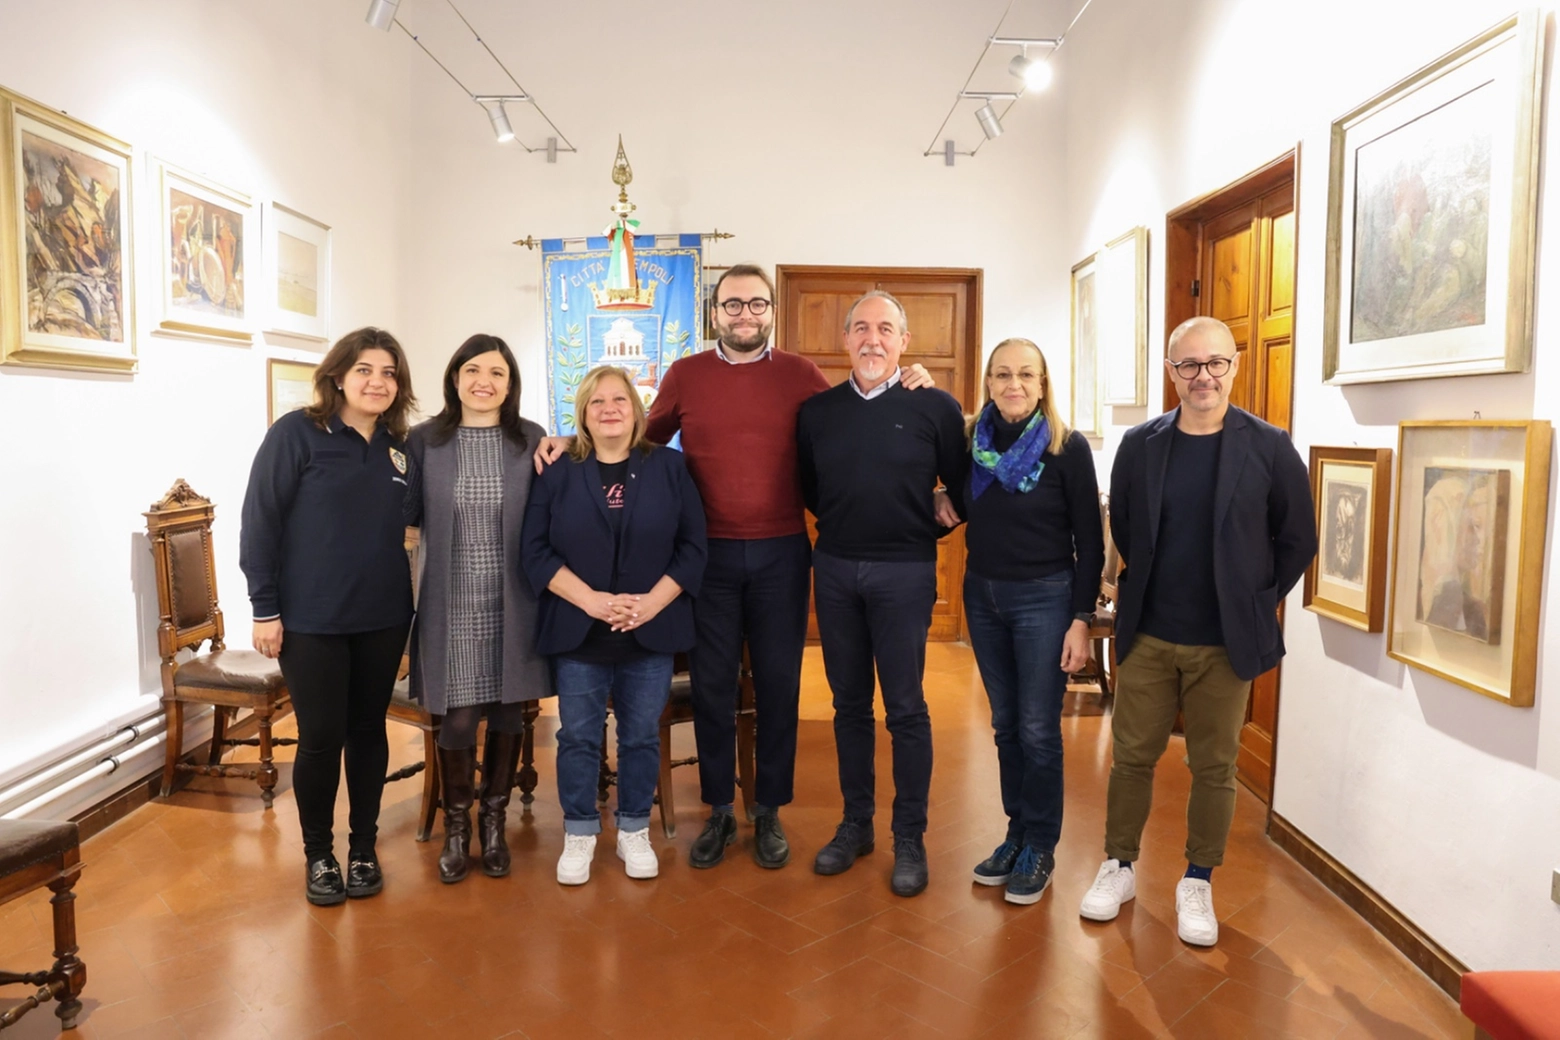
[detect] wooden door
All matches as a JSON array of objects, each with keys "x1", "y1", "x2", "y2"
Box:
[
  {"x1": 1164, "y1": 155, "x2": 1296, "y2": 803},
  {"x1": 775, "y1": 266, "x2": 982, "y2": 642}
]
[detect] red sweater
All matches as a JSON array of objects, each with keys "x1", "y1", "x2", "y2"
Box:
[{"x1": 647, "y1": 349, "x2": 831, "y2": 539}]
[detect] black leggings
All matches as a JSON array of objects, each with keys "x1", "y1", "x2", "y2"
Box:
[
  {"x1": 278, "y1": 623, "x2": 410, "y2": 860},
  {"x1": 437, "y1": 701, "x2": 530, "y2": 750}
]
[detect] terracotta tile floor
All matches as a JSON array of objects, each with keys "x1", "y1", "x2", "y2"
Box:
[{"x1": 1, "y1": 644, "x2": 1464, "y2": 1038}]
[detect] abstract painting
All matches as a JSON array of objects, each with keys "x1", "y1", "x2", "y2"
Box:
[
  {"x1": 1414, "y1": 466, "x2": 1509, "y2": 644},
  {"x1": 154, "y1": 160, "x2": 254, "y2": 341},
  {"x1": 1324, "y1": 11, "x2": 1544, "y2": 383},
  {"x1": 264, "y1": 203, "x2": 331, "y2": 343},
  {"x1": 1, "y1": 87, "x2": 136, "y2": 372}
]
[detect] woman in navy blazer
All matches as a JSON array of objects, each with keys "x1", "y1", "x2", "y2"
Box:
[{"x1": 521, "y1": 366, "x2": 706, "y2": 887}]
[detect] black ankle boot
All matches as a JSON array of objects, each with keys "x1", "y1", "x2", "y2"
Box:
[
  {"x1": 478, "y1": 730, "x2": 522, "y2": 878},
  {"x1": 437, "y1": 745, "x2": 476, "y2": 884}
]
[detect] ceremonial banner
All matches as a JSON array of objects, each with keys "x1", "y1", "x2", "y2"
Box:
[{"x1": 542, "y1": 234, "x2": 703, "y2": 434}]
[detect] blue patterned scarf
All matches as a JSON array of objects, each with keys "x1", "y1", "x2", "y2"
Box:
[{"x1": 971, "y1": 402, "x2": 1049, "y2": 499}]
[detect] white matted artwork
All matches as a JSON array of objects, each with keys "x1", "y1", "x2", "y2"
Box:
[
  {"x1": 152, "y1": 158, "x2": 255, "y2": 343},
  {"x1": 264, "y1": 202, "x2": 330, "y2": 343},
  {"x1": 1323, "y1": 11, "x2": 1545, "y2": 383},
  {"x1": 1069, "y1": 257, "x2": 1101, "y2": 440},
  {"x1": 267, "y1": 357, "x2": 316, "y2": 425},
  {"x1": 1097, "y1": 226, "x2": 1149, "y2": 406}
]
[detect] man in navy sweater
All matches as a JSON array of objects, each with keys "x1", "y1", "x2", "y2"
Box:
[{"x1": 796, "y1": 291, "x2": 968, "y2": 897}]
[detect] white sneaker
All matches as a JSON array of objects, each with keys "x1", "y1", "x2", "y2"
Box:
[
  {"x1": 1176, "y1": 877, "x2": 1219, "y2": 946},
  {"x1": 616, "y1": 827, "x2": 658, "y2": 879},
  {"x1": 556, "y1": 833, "x2": 596, "y2": 886},
  {"x1": 1079, "y1": 859, "x2": 1137, "y2": 921}
]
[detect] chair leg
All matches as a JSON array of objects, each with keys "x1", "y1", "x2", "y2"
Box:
[
  {"x1": 416, "y1": 727, "x2": 439, "y2": 842},
  {"x1": 161, "y1": 699, "x2": 184, "y2": 797},
  {"x1": 735, "y1": 710, "x2": 757, "y2": 822},
  {"x1": 597, "y1": 720, "x2": 612, "y2": 805},
  {"x1": 46, "y1": 870, "x2": 84, "y2": 1031},
  {"x1": 208, "y1": 706, "x2": 229, "y2": 766},
  {"x1": 518, "y1": 700, "x2": 539, "y2": 805},
  {"x1": 257, "y1": 706, "x2": 278, "y2": 809},
  {"x1": 657, "y1": 717, "x2": 676, "y2": 839}
]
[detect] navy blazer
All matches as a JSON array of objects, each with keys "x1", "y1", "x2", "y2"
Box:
[
  {"x1": 1109, "y1": 406, "x2": 1317, "y2": 681},
  {"x1": 520, "y1": 446, "x2": 707, "y2": 656}
]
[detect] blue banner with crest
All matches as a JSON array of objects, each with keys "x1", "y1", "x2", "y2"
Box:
[{"x1": 542, "y1": 235, "x2": 703, "y2": 434}]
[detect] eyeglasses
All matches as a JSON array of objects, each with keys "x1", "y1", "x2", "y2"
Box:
[
  {"x1": 1168, "y1": 355, "x2": 1234, "y2": 380},
  {"x1": 717, "y1": 297, "x2": 772, "y2": 316}
]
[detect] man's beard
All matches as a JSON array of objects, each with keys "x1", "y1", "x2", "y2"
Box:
[{"x1": 719, "y1": 319, "x2": 772, "y2": 354}]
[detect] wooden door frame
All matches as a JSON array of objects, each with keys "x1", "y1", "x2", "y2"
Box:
[{"x1": 1161, "y1": 149, "x2": 1299, "y2": 813}]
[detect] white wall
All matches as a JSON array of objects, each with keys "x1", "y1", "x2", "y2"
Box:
[
  {"x1": 1054, "y1": 0, "x2": 1560, "y2": 968},
  {"x1": 0, "y1": 0, "x2": 414, "y2": 785}
]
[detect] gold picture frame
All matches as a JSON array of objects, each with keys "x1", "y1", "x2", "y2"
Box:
[
  {"x1": 267, "y1": 358, "x2": 316, "y2": 426},
  {"x1": 1098, "y1": 226, "x2": 1149, "y2": 407},
  {"x1": 1304, "y1": 446, "x2": 1393, "y2": 632},
  {"x1": 1323, "y1": 11, "x2": 1545, "y2": 384},
  {"x1": 0, "y1": 86, "x2": 136, "y2": 373},
  {"x1": 153, "y1": 157, "x2": 255, "y2": 343},
  {"x1": 1387, "y1": 420, "x2": 1550, "y2": 706},
  {"x1": 1069, "y1": 254, "x2": 1101, "y2": 441}
]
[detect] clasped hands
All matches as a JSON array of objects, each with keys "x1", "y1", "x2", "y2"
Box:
[{"x1": 587, "y1": 591, "x2": 658, "y2": 631}]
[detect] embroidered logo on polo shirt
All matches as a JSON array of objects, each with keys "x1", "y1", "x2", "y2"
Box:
[{"x1": 389, "y1": 448, "x2": 407, "y2": 474}]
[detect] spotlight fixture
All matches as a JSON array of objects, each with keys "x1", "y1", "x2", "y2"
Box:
[
  {"x1": 1007, "y1": 52, "x2": 1054, "y2": 91},
  {"x1": 475, "y1": 96, "x2": 525, "y2": 143},
  {"x1": 364, "y1": 0, "x2": 399, "y2": 31},
  {"x1": 974, "y1": 102, "x2": 1003, "y2": 140}
]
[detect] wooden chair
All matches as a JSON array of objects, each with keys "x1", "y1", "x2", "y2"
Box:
[
  {"x1": 387, "y1": 528, "x2": 541, "y2": 842},
  {"x1": 0, "y1": 820, "x2": 85, "y2": 1032},
  {"x1": 145, "y1": 480, "x2": 293, "y2": 807},
  {"x1": 655, "y1": 650, "x2": 757, "y2": 837},
  {"x1": 1066, "y1": 492, "x2": 1122, "y2": 714}
]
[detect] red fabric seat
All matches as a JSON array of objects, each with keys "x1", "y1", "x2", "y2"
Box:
[{"x1": 1461, "y1": 972, "x2": 1560, "y2": 1040}]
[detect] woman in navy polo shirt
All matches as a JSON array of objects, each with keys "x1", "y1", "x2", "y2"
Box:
[
  {"x1": 521, "y1": 366, "x2": 706, "y2": 886},
  {"x1": 240, "y1": 327, "x2": 418, "y2": 907}
]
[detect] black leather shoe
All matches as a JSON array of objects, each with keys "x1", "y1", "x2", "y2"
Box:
[
  {"x1": 752, "y1": 809, "x2": 790, "y2": 869},
  {"x1": 813, "y1": 818, "x2": 874, "y2": 876},
  {"x1": 346, "y1": 853, "x2": 384, "y2": 899},
  {"x1": 306, "y1": 855, "x2": 346, "y2": 906},
  {"x1": 689, "y1": 810, "x2": 737, "y2": 869},
  {"x1": 891, "y1": 834, "x2": 929, "y2": 898}
]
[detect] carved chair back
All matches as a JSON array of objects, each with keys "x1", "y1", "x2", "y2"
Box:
[{"x1": 144, "y1": 480, "x2": 226, "y2": 674}]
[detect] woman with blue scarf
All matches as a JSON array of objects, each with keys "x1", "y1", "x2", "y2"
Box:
[{"x1": 956, "y1": 338, "x2": 1104, "y2": 906}]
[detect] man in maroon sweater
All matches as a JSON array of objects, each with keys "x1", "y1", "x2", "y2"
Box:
[{"x1": 536, "y1": 264, "x2": 933, "y2": 870}]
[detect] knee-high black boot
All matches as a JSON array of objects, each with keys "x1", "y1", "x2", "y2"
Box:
[
  {"x1": 479, "y1": 731, "x2": 522, "y2": 877},
  {"x1": 437, "y1": 746, "x2": 476, "y2": 884}
]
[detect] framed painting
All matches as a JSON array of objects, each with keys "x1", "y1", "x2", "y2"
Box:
[
  {"x1": 1304, "y1": 446, "x2": 1393, "y2": 632},
  {"x1": 153, "y1": 158, "x2": 255, "y2": 342},
  {"x1": 1323, "y1": 11, "x2": 1545, "y2": 384},
  {"x1": 264, "y1": 202, "x2": 331, "y2": 343},
  {"x1": 267, "y1": 358, "x2": 316, "y2": 425},
  {"x1": 1098, "y1": 226, "x2": 1149, "y2": 406},
  {"x1": 1070, "y1": 254, "x2": 1101, "y2": 441},
  {"x1": 701, "y1": 264, "x2": 728, "y2": 348},
  {"x1": 1387, "y1": 420, "x2": 1551, "y2": 706},
  {"x1": 0, "y1": 86, "x2": 135, "y2": 373}
]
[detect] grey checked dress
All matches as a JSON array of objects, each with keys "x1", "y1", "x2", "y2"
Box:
[{"x1": 446, "y1": 426, "x2": 505, "y2": 708}]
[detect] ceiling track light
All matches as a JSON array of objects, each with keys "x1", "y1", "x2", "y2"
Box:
[
  {"x1": 364, "y1": 0, "x2": 399, "y2": 32},
  {"x1": 974, "y1": 103, "x2": 1003, "y2": 140}
]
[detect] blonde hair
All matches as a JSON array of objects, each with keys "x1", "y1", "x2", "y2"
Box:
[
  {"x1": 569, "y1": 366, "x2": 652, "y2": 461},
  {"x1": 967, "y1": 338, "x2": 1070, "y2": 456}
]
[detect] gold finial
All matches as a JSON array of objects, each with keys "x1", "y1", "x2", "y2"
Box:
[{"x1": 611, "y1": 134, "x2": 633, "y2": 204}]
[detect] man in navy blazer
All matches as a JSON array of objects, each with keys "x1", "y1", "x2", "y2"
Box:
[{"x1": 1078, "y1": 317, "x2": 1316, "y2": 948}]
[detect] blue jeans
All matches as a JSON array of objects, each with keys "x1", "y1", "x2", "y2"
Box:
[
  {"x1": 963, "y1": 571, "x2": 1072, "y2": 853},
  {"x1": 553, "y1": 653, "x2": 674, "y2": 835}
]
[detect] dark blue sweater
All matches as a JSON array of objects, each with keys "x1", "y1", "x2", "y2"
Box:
[{"x1": 239, "y1": 409, "x2": 413, "y2": 634}]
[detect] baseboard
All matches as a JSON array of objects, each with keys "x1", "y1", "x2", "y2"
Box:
[
  {"x1": 1268, "y1": 812, "x2": 1467, "y2": 1002},
  {"x1": 70, "y1": 710, "x2": 267, "y2": 844}
]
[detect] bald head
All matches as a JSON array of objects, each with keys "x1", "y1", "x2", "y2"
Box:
[
  {"x1": 1167, "y1": 316, "x2": 1236, "y2": 361},
  {"x1": 1164, "y1": 316, "x2": 1238, "y2": 426}
]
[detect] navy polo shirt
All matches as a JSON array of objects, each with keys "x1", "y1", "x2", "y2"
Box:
[{"x1": 239, "y1": 409, "x2": 413, "y2": 635}]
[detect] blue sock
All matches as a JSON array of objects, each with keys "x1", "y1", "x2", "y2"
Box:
[
  {"x1": 1116, "y1": 859, "x2": 1133, "y2": 871},
  {"x1": 1185, "y1": 863, "x2": 1213, "y2": 882}
]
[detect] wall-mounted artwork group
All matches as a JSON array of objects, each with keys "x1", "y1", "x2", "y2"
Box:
[{"x1": 0, "y1": 84, "x2": 333, "y2": 377}]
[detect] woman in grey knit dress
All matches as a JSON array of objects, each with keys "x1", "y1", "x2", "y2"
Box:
[{"x1": 407, "y1": 334, "x2": 552, "y2": 884}]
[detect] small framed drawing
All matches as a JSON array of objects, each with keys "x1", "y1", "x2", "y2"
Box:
[
  {"x1": 0, "y1": 86, "x2": 136, "y2": 372},
  {"x1": 1304, "y1": 446, "x2": 1393, "y2": 632},
  {"x1": 1387, "y1": 420, "x2": 1551, "y2": 706},
  {"x1": 152, "y1": 158, "x2": 255, "y2": 342},
  {"x1": 267, "y1": 358, "x2": 316, "y2": 425},
  {"x1": 701, "y1": 265, "x2": 728, "y2": 348},
  {"x1": 264, "y1": 202, "x2": 331, "y2": 342},
  {"x1": 1323, "y1": 11, "x2": 1545, "y2": 384},
  {"x1": 1069, "y1": 254, "x2": 1102, "y2": 440},
  {"x1": 1098, "y1": 226, "x2": 1149, "y2": 406}
]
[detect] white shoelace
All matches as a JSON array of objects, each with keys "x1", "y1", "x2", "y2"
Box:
[
  {"x1": 1182, "y1": 882, "x2": 1214, "y2": 918},
  {"x1": 563, "y1": 834, "x2": 594, "y2": 856},
  {"x1": 1090, "y1": 864, "x2": 1124, "y2": 894},
  {"x1": 620, "y1": 830, "x2": 653, "y2": 856}
]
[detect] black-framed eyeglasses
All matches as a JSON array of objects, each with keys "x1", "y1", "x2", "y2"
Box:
[
  {"x1": 717, "y1": 297, "x2": 772, "y2": 316},
  {"x1": 1168, "y1": 355, "x2": 1233, "y2": 380}
]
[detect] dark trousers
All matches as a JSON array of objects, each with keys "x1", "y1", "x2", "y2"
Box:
[
  {"x1": 963, "y1": 571, "x2": 1073, "y2": 853},
  {"x1": 812, "y1": 550, "x2": 937, "y2": 837},
  {"x1": 689, "y1": 534, "x2": 811, "y2": 809},
  {"x1": 278, "y1": 623, "x2": 410, "y2": 860}
]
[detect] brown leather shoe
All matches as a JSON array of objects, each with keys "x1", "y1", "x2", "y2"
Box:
[
  {"x1": 478, "y1": 730, "x2": 522, "y2": 877},
  {"x1": 437, "y1": 745, "x2": 476, "y2": 884}
]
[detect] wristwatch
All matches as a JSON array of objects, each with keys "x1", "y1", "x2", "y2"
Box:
[{"x1": 1073, "y1": 611, "x2": 1096, "y2": 625}]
